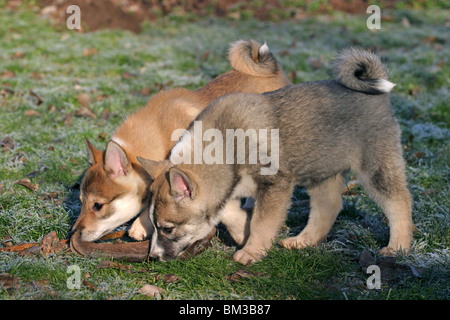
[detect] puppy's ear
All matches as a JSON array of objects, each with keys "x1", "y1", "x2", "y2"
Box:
[
  {"x1": 104, "y1": 140, "x2": 130, "y2": 177},
  {"x1": 168, "y1": 167, "x2": 197, "y2": 202},
  {"x1": 138, "y1": 157, "x2": 161, "y2": 180},
  {"x1": 85, "y1": 138, "x2": 103, "y2": 166}
]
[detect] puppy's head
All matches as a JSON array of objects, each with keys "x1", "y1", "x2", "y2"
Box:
[
  {"x1": 138, "y1": 157, "x2": 216, "y2": 262},
  {"x1": 73, "y1": 139, "x2": 149, "y2": 241}
]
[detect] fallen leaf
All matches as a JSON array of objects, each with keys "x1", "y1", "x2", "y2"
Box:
[
  {"x1": 164, "y1": 274, "x2": 180, "y2": 284},
  {"x1": 29, "y1": 90, "x2": 43, "y2": 105},
  {"x1": 64, "y1": 113, "x2": 73, "y2": 125},
  {"x1": 227, "y1": 269, "x2": 270, "y2": 282},
  {"x1": 15, "y1": 178, "x2": 39, "y2": 192},
  {"x1": 2, "y1": 234, "x2": 14, "y2": 247},
  {"x1": 138, "y1": 284, "x2": 165, "y2": 297},
  {"x1": 39, "y1": 191, "x2": 63, "y2": 203},
  {"x1": 77, "y1": 93, "x2": 92, "y2": 108},
  {"x1": 100, "y1": 109, "x2": 111, "y2": 121},
  {"x1": 1, "y1": 136, "x2": 16, "y2": 151},
  {"x1": 30, "y1": 72, "x2": 45, "y2": 80},
  {"x1": 140, "y1": 87, "x2": 152, "y2": 95},
  {"x1": 122, "y1": 72, "x2": 137, "y2": 79},
  {"x1": 82, "y1": 279, "x2": 97, "y2": 291},
  {"x1": 0, "y1": 87, "x2": 14, "y2": 98},
  {"x1": 343, "y1": 180, "x2": 359, "y2": 195},
  {"x1": 40, "y1": 231, "x2": 68, "y2": 256},
  {"x1": 83, "y1": 48, "x2": 98, "y2": 57},
  {"x1": 24, "y1": 109, "x2": 41, "y2": 117},
  {"x1": 74, "y1": 107, "x2": 96, "y2": 119},
  {"x1": 422, "y1": 36, "x2": 436, "y2": 44},
  {"x1": 96, "y1": 260, "x2": 133, "y2": 271},
  {"x1": 414, "y1": 151, "x2": 425, "y2": 159},
  {"x1": 11, "y1": 51, "x2": 26, "y2": 59},
  {"x1": 0, "y1": 70, "x2": 16, "y2": 78},
  {"x1": 0, "y1": 242, "x2": 40, "y2": 253},
  {"x1": 18, "y1": 245, "x2": 41, "y2": 256},
  {"x1": 0, "y1": 273, "x2": 21, "y2": 293}
]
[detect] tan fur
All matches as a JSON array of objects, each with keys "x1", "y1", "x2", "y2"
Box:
[{"x1": 73, "y1": 40, "x2": 291, "y2": 241}]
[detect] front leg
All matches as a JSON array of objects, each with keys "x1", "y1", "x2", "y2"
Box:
[
  {"x1": 234, "y1": 180, "x2": 294, "y2": 265},
  {"x1": 220, "y1": 199, "x2": 250, "y2": 246},
  {"x1": 128, "y1": 209, "x2": 154, "y2": 240}
]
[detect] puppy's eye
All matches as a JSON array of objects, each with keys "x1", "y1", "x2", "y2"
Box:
[
  {"x1": 160, "y1": 226, "x2": 174, "y2": 235},
  {"x1": 93, "y1": 202, "x2": 104, "y2": 211}
]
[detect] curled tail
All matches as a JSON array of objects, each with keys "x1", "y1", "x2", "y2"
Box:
[
  {"x1": 228, "y1": 40, "x2": 280, "y2": 77},
  {"x1": 332, "y1": 48, "x2": 395, "y2": 94}
]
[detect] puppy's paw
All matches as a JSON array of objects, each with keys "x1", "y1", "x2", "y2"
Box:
[
  {"x1": 233, "y1": 248, "x2": 264, "y2": 265},
  {"x1": 280, "y1": 236, "x2": 309, "y2": 250},
  {"x1": 128, "y1": 220, "x2": 149, "y2": 241},
  {"x1": 380, "y1": 246, "x2": 409, "y2": 256}
]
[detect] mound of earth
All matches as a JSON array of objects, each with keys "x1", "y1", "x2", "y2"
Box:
[{"x1": 11, "y1": 0, "x2": 400, "y2": 33}]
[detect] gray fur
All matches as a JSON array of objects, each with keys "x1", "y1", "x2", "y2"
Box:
[
  {"x1": 332, "y1": 47, "x2": 392, "y2": 94},
  {"x1": 144, "y1": 48, "x2": 413, "y2": 263}
]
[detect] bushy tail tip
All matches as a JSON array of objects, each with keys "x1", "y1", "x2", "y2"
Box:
[
  {"x1": 228, "y1": 39, "x2": 280, "y2": 77},
  {"x1": 332, "y1": 48, "x2": 395, "y2": 94}
]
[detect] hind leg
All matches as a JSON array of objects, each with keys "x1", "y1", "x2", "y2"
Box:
[
  {"x1": 280, "y1": 174, "x2": 344, "y2": 249},
  {"x1": 357, "y1": 159, "x2": 413, "y2": 255}
]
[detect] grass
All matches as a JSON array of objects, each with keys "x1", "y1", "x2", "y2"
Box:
[{"x1": 0, "y1": 3, "x2": 449, "y2": 300}]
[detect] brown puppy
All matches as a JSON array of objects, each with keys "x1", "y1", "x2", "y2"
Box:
[
  {"x1": 138, "y1": 48, "x2": 414, "y2": 264},
  {"x1": 73, "y1": 40, "x2": 291, "y2": 242}
]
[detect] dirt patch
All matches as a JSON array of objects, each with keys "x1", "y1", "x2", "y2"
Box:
[
  {"x1": 6, "y1": 0, "x2": 399, "y2": 33},
  {"x1": 26, "y1": 0, "x2": 401, "y2": 33}
]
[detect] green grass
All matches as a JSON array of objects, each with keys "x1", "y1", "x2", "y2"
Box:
[{"x1": 0, "y1": 3, "x2": 449, "y2": 300}]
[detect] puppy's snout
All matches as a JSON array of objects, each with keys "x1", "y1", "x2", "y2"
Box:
[{"x1": 149, "y1": 244, "x2": 163, "y2": 260}]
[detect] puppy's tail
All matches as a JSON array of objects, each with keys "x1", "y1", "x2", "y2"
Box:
[
  {"x1": 228, "y1": 40, "x2": 280, "y2": 77},
  {"x1": 332, "y1": 48, "x2": 395, "y2": 94}
]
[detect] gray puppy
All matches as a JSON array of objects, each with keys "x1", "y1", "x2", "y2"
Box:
[{"x1": 138, "y1": 48, "x2": 414, "y2": 264}]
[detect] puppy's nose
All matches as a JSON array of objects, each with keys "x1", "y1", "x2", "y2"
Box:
[{"x1": 149, "y1": 245, "x2": 163, "y2": 260}]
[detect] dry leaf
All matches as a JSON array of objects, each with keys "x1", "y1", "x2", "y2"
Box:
[
  {"x1": 0, "y1": 273, "x2": 21, "y2": 293},
  {"x1": 122, "y1": 72, "x2": 136, "y2": 79},
  {"x1": 0, "y1": 70, "x2": 16, "y2": 78},
  {"x1": 24, "y1": 110, "x2": 41, "y2": 117},
  {"x1": 77, "y1": 93, "x2": 92, "y2": 108},
  {"x1": 2, "y1": 234, "x2": 14, "y2": 247},
  {"x1": 18, "y1": 244, "x2": 41, "y2": 256},
  {"x1": 0, "y1": 242, "x2": 39, "y2": 253},
  {"x1": 11, "y1": 51, "x2": 26, "y2": 59},
  {"x1": 64, "y1": 113, "x2": 73, "y2": 125},
  {"x1": 1, "y1": 136, "x2": 16, "y2": 151},
  {"x1": 227, "y1": 269, "x2": 269, "y2": 282},
  {"x1": 29, "y1": 90, "x2": 43, "y2": 105},
  {"x1": 83, "y1": 48, "x2": 98, "y2": 57},
  {"x1": 100, "y1": 109, "x2": 111, "y2": 121},
  {"x1": 164, "y1": 274, "x2": 180, "y2": 284},
  {"x1": 40, "y1": 231, "x2": 68, "y2": 256},
  {"x1": 140, "y1": 87, "x2": 152, "y2": 95},
  {"x1": 15, "y1": 178, "x2": 39, "y2": 192},
  {"x1": 138, "y1": 284, "x2": 165, "y2": 297},
  {"x1": 30, "y1": 72, "x2": 45, "y2": 80},
  {"x1": 96, "y1": 260, "x2": 133, "y2": 271},
  {"x1": 74, "y1": 107, "x2": 97, "y2": 119},
  {"x1": 343, "y1": 180, "x2": 359, "y2": 195}
]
